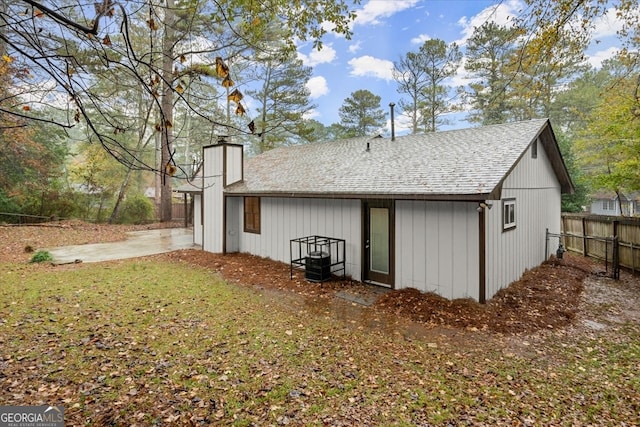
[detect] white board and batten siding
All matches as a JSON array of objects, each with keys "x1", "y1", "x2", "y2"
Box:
[
  {"x1": 484, "y1": 139, "x2": 562, "y2": 300},
  {"x1": 396, "y1": 201, "x2": 480, "y2": 300},
  {"x1": 225, "y1": 196, "x2": 241, "y2": 252},
  {"x1": 202, "y1": 144, "x2": 244, "y2": 253},
  {"x1": 202, "y1": 146, "x2": 223, "y2": 253},
  {"x1": 224, "y1": 145, "x2": 243, "y2": 185},
  {"x1": 229, "y1": 197, "x2": 362, "y2": 280},
  {"x1": 193, "y1": 194, "x2": 203, "y2": 246}
]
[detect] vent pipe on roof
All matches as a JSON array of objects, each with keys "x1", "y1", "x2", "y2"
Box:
[{"x1": 389, "y1": 102, "x2": 396, "y2": 141}]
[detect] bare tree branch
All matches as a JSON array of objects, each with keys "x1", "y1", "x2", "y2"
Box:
[{"x1": 20, "y1": 0, "x2": 112, "y2": 36}]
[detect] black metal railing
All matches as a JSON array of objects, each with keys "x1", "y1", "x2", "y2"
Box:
[{"x1": 290, "y1": 235, "x2": 346, "y2": 282}]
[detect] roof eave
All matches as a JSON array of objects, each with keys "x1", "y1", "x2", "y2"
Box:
[{"x1": 224, "y1": 190, "x2": 492, "y2": 202}]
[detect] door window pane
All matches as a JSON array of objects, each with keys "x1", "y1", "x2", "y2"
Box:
[{"x1": 370, "y1": 207, "x2": 389, "y2": 274}]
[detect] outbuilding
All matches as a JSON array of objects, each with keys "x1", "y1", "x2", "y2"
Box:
[{"x1": 199, "y1": 118, "x2": 573, "y2": 302}]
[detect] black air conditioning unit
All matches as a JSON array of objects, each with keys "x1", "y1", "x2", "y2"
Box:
[{"x1": 305, "y1": 251, "x2": 331, "y2": 282}]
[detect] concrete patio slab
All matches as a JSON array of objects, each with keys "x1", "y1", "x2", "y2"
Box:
[{"x1": 47, "y1": 228, "x2": 198, "y2": 264}]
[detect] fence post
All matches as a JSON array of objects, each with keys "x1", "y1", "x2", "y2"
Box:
[
  {"x1": 561, "y1": 213, "x2": 640, "y2": 276},
  {"x1": 613, "y1": 236, "x2": 620, "y2": 280},
  {"x1": 605, "y1": 238, "x2": 609, "y2": 275},
  {"x1": 545, "y1": 228, "x2": 549, "y2": 259},
  {"x1": 183, "y1": 193, "x2": 188, "y2": 228},
  {"x1": 581, "y1": 217, "x2": 587, "y2": 256}
]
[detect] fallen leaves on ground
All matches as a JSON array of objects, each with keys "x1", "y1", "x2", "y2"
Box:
[
  {"x1": 0, "y1": 220, "x2": 182, "y2": 263},
  {"x1": 0, "y1": 220, "x2": 625, "y2": 335},
  {"x1": 162, "y1": 249, "x2": 592, "y2": 335},
  {"x1": 1, "y1": 221, "x2": 639, "y2": 426},
  {"x1": 375, "y1": 259, "x2": 588, "y2": 334}
]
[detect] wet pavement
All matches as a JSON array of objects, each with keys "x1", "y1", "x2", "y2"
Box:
[{"x1": 47, "y1": 228, "x2": 198, "y2": 264}]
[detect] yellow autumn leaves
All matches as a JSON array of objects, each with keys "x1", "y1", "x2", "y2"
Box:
[{"x1": 215, "y1": 56, "x2": 245, "y2": 116}]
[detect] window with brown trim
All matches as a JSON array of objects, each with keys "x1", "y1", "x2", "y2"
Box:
[
  {"x1": 503, "y1": 198, "x2": 516, "y2": 231},
  {"x1": 244, "y1": 196, "x2": 261, "y2": 234}
]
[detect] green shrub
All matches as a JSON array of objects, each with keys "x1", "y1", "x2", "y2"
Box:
[
  {"x1": 20, "y1": 190, "x2": 82, "y2": 220},
  {"x1": 30, "y1": 250, "x2": 53, "y2": 263},
  {"x1": 0, "y1": 189, "x2": 20, "y2": 222},
  {"x1": 116, "y1": 194, "x2": 155, "y2": 224}
]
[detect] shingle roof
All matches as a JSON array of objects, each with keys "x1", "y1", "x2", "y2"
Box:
[
  {"x1": 590, "y1": 191, "x2": 639, "y2": 202},
  {"x1": 175, "y1": 173, "x2": 203, "y2": 193},
  {"x1": 175, "y1": 178, "x2": 202, "y2": 193},
  {"x1": 225, "y1": 118, "x2": 571, "y2": 200}
]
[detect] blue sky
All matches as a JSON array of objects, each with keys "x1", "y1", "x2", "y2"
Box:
[{"x1": 296, "y1": 0, "x2": 623, "y2": 133}]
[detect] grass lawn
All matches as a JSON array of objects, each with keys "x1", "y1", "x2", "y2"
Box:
[{"x1": 1, "y1": 258, "x2": 639, "y2": 426}]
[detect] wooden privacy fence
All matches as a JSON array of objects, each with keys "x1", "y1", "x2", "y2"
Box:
[
  {"x1": 154, "y1": 202, "x2": 188, "y2": 222},
  {"x1": 556, "y1": 213, "x2": 640, "y2": 278}
]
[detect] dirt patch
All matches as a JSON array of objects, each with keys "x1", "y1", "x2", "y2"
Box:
[
  {"x1": 577, "y1": 273, "x2": 640, "y2": 327},
  {"x1": 2, "y1": 220, "x2": 639, "y2": 336}
]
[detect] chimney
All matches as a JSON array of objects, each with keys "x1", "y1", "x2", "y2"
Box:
[
  {"x1": 202, "y1": 139, "x2": 243, "y2": 253},
  {"x1": 389, "y1": 102, "x2": 396, "y2": 141}
]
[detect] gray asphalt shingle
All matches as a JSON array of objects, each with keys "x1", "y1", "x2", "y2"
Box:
[{"x1": 225, "y1": 119, "x2": 552, "y2": 198}]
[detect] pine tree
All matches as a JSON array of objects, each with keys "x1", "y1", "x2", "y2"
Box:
[
  {"x1": 248, "y1": 50, "x2": 316, "y2": 154},
  {"x1": 394, "y1": 39, "x2": 461, "y2": 133},
  {"x1": 464, "y1": 22, "x2": 520, "y2": 125},
  {"x1": 338, "y1": 90, "x2": 386, "y2": 137}
]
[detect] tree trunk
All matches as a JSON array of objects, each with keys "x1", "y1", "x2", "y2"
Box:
[
  {"x1": 615, "y1": 190, "x2": 625, "y2": 217},
  {"x1": 160, "y1": 0, "x2": 175, "y2": 222},
  {"x1": 109, "y1": 168, "x2": 132, "y2": 223}
]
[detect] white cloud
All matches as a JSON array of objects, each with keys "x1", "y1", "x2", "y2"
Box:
[
  {"x1": 348, "y1": 41, "x2": 362, "y2": 54},
  {"x1": 390, "y1": 111, "x2": 414, "y2": 136},
  {"x1": 303, "y1": 108, "x2": 320, "y2": 120},
  {"x1": 587, "y1": 46, "x2": 620, "y2": 69},
  {"x1": 453, "y1": 1, "x2": 621, "y2": 70},
  {"x1": 411, "y1": 34, "x2": 431, "y2": 45},
  {"x1": 348, "y1": 56, "x2": 395, "y2": 80},
  {"x1": 591, "y1": 7, "x2": 624, "y2": 40},
  {"x1": 456, "y1": 0, "x2": 522, "y2": 45},
  {"x1": 18, "y1": 79, "x2": 69, "y2": 110},
  {"x1": 298, "y1": 44, "x2": 337, "y2": 67},
  {"x1": 306, "y1": 76, "x2": 329, "y2": 98},
  {"x1": 448, "y1": 56, "x2": 473, "y2": 88},
  {"x1": 456, "y1": 2, "x2": 625, "y2": 48},
  {"x1": 354, "y1": 0, "x2": 420, "y2": 26}
]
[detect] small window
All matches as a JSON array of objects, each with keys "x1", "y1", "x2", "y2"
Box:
[
  {"x1": 244, "y1": 196, "x2": 260, "y2": 234},
  {"x1": 531, "y1": 139, "x2": 538, "y2": 159},
  {"x1": 503, "y1": 199, "x2": 516, "y2": 231},
  {"x1": 603, "y1": 200, "x2": 616, "y2": 211}
]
